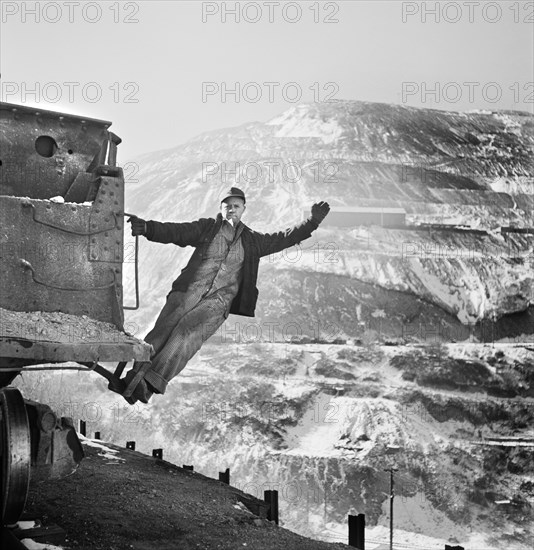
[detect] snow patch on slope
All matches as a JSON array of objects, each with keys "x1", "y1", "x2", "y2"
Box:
[{"x1": 267, "y1": 106, "x2": 344, "y2": 144}]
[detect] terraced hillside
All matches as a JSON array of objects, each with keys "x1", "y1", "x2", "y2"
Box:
[
  {"x1": 16, "y1": 342, "x2": 534, "y2": 549},
  {"x1": 121, "y1": 101, "x2": 533, "y2": 342}
]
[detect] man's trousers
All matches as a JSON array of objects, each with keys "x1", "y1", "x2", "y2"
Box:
[{"x1": 141, "y1": 289, "x2": 231, "y2": 394}]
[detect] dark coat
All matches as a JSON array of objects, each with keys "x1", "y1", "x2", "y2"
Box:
[{"x1": 145, "y1": 213, "x2": 319, "y2": 317}]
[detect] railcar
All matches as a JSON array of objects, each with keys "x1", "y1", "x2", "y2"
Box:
[{"x1": 0, "y1": 102, "x2": 151, "y2": 526}]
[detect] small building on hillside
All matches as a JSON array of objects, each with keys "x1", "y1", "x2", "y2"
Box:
[{"x1": 315, "y1": 206, "x2": 406, "y2": 228}]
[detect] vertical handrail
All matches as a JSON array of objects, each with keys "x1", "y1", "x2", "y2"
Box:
[{"x1": 123, "y1": 212, "x2": 140, "y2": 310}]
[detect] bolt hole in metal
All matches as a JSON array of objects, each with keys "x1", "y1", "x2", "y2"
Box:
[{"x1": 34, "y1": 135, "x2": 58, "y2": 158}]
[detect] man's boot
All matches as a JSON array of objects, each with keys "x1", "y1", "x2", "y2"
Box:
[
  {"x1": 122, "y1": 368, "x2": 154, "y2": 404},
  {"x1": 108, "y1": 361, "x2": 154, "y2": 404}
]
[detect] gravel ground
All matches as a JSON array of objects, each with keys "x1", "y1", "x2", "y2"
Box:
[{"x1": 25, "y1": 439, "x2": 351, "y2": 550}]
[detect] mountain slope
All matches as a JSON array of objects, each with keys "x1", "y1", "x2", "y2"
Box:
[{"x1": 121, "y1": 101, "x2": 533, "y2": 341}]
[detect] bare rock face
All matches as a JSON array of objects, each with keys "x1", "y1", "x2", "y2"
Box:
[{"x1": 123, "y1": 101, "x2": 533, "y2": 341}]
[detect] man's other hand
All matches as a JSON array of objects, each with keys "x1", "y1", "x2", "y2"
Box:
[
  {"x1": 311, "y1": 201, "x2": 330, "y2": 225},
  {"x1": 128, "y1": 215, "x2": 147, "y2": 236}
]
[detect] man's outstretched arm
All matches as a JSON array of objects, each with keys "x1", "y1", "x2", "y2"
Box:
[
  {"x1": 255, "y1": 201, "x2": 330, "y2": 257},
  {"x1": 127, "y1": 215, "x2": 212, "y2": 247}
]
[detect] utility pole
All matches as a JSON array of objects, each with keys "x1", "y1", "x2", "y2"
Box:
[{"x1": 384, "y1": 468, "x2": 398, "y2": 550}]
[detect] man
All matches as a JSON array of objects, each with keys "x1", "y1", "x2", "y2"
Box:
[{"x1": 116, "y1": 187, "x2": 330, "y2": 404}]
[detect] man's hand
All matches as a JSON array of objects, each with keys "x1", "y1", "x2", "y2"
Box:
[
  {"x1": 311, "y1": 201, "x2": 330, "y2": 225},
  {"x1": 127, "y1": 215, "x2": 147, "y2": 236}
]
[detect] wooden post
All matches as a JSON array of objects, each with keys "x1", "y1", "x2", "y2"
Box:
[
  {"x1": 384, "y1": 467, "x2": 397, "y2": 550},
  {"x1": 218, "y1": 468, "x2": 230, "y2": 484},
  {"x1": 264, "y1": 490, "x2": 279, "y2": 525},
  {"x1": 79, "y1": 420, "x2": 86, "y2": 437},
  {"x1": 348, "y1": 514, "x2": 365, "y2": 549},
  {"x1": 126, "y1": 441, "x2": 136, "y2": 450},
  {"x1": 183, "y1": 465, "x2": 194, "y2": 471},
  {"x1": 152, "y1": 448, "x2": 163, "y2": 459}
]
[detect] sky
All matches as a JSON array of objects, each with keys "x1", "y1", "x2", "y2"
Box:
[{"x1": 1, "y1": 1, "x2": 533, "y2": 161}]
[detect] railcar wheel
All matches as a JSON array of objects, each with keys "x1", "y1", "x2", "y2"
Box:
[{"x1": 0, "y1": 387, "x2": 30, "y2": 526}]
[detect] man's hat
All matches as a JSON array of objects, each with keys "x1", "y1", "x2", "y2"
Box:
[
  {"x1": 220, "y1": 187, "x2": 246, "y2": 204},
  {"x1": 221, "y1": 187, "x2": 247, "y2": 202}
]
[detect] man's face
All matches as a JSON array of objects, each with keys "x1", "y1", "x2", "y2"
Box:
[{"x1": 221, "y1": 197, "x2": 246, "y2": 223}]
